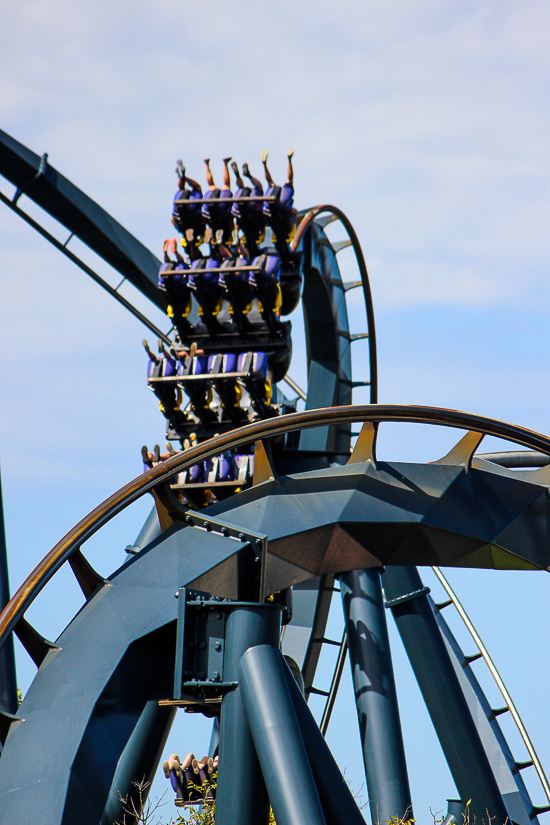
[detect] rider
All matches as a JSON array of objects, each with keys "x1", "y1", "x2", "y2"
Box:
[
  {"x1": 202, "y1": 158, "x2": 235, "y2": 245},
  {"x1": 171, "y1": 161, "x2": 205, "y2": 252},
  {"x1": 157, "y1": 239, "x2": 192, "y2": 328},
  {"x1": 163, "y1": 752, "x2": 218, "y2": 806},
  {"x1": 231, "y1": 161, "x2": 266, "y2": 252},
  {"x1": 261, "y1": 149, "x2": 294, "y2": 192},
  {"x1": 261, "y1": 149, "x2": 296, "y2": 244}
]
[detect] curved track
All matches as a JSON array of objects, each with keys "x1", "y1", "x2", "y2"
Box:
[{"x1": 2, "y1": 404, "x2": 550, "y2": 822}]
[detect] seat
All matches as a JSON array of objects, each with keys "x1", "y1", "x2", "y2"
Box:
[
  {"x1": 189, "y1": 258, "x2": 223, "y2": 322},
  {"x1": 250, "y1": 254, "x2": 282, "y2": 320},
  {"x1": 177, "y1": 354, "x2": 208, "y2": 377},
  {"x1": 262, "y1": 185, "x2": 281, "y2": 221},
  {"x1": 202, "y1": 189, "x2": 235, "y2": 245},
  {"x1": 201, "y1": 188, "x2": 221, "y2": 223},
  {"x1": 159, "y1": 262, "x2": 192, "y2": 323},
  {"x1": 207, "y1": 353, "x2": 238, "y2": 375},
  {"x1": 237, "y1": 351, "x2": 273, "y2": 414},
  {"x1": 172, "y1": 188, "x2": 204, "y2": 241},
  {"x1": 219, "y1": 257, "x2": 255, "y2": 328},
  {"x1": 234, "y1": 453, "x2": 254, "y2": 483},
  {"x1": 176, "y1": 354, "x2": 216, "y2": 428},
  {"x1": 231, "y1": 186, "x2": 251, "y2": 220},
  {"x1": 206, "y1": 352, "x2": 247, "y2": 424},
  {"x1": 237, "y1": 351, "x2": 268, "y2": 378}
]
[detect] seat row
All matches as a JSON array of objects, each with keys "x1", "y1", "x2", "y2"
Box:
[
  {"x1": 144, "y1": 342, "x2": 274, "y2": 430},
  {"x1": 171, "y1": 153, "x2": 296, "y2": 252},
  {"x1": 141, "y1": 442, "x2": 255, "y2": 505},
  {"x1": 175, "y1": 451, "x2": 254, "y2": 487},
  {"x1": 173, "y1": 182, "x2": 295, "y2": 249},
  {"x1": 164, "y1": 753, "x2": 217, "y2": 807},
  {"x1": 158, "y1": 240, "x2": 285, "y2": 334}
]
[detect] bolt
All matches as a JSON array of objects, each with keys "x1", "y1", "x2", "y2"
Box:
[
  {"x1": 203, "y1": 521, "x2": 210, "y2": 530},
  {"x1": 214, "y1": 641, "x2": 222, "y2": 651},
  {"x1": 186, "y1": 515, "x2": 192, "y2": 523},
  {"x1": 239, "y1": 532, "x2": 246, "y2": 542},
  {"x1": 215, "y1": 612, "x2": 222, "y2": 620},
  {"x1": 200, "y1": 641, "x2": 207, "y2": 650},
  {"x1": 212, "y1": 671, "x2": 220, "y2": 681}
]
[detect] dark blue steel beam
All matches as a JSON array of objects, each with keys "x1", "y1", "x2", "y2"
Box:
[
  {"x1": 0, "y1": 469, "x2": 17, "y2": 717},
  {"x1": 0, "y1": 129, "x2": 165, "y2": 310},
  {"x1": 205, "y1": 456, "x2": 550, "y2": 591},
  {"x1": 101, "y1": 702, "x2": 176, "y2": 825},
  {"x1": 341, "y1": 569, "x2": 412, "y2": 823},
  {"x1": 239, "y1": 644, "x2": 327, "y2": 825},
  {"x1": 280, "y1": 651, "x2": 366, "y2": 825},
  {"x1": 383, "y1": 566, "x2": 510, "y2": 824},
  {"x1": 215, "y1": 605, "x2": 281, "y2": 825}
]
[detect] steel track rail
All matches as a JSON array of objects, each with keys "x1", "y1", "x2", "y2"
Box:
[
  {"x1": 432, "y1": 565, "x2": 550, "y2": 808},
  {"x1": 292, "y1": 204, "x2": 378, "y2": 403},
  {"x1": 292, "y1": 206, "x2": 377, "y2": 729},
  {"x1": 0, "y1": 190, "x2": 171, "y2": 345},
  {"x1": 2, "y1": 403, "x2": 550, "y2": 658}
]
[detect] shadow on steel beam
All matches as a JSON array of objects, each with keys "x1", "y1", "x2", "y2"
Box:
[{"x1": 239, "y1": 644, "x2": 364, "y2": 825}]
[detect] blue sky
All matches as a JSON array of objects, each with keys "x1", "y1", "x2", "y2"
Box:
[{"x1": 1, "y1": 1, "x2": 550, "y2": 820}]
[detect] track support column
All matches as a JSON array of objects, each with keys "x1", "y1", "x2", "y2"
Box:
[
  {"x1": 383, "y1": 566, "x2": 509, "y2": 825},
  {"x1": 215, "y1": 603, "x2": 282, "y2": 825},
  {"x1": 239, "y1": 644, "x2": 327, "y2": 825},
  {"x1": 341, "y1": 568, "x2": 413, "y2": 823},
  {"x1": 281, "y1": 652, "x2": 366, "y2": 825}
]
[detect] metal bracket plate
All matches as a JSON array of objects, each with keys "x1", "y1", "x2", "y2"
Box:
[{"x1": 384, "y1": 586, "x2": 431, "y2": 609}]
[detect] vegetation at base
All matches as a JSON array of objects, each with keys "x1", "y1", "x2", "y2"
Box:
[
  {"x1": 114, "y1": 779, "x2": 274, "y2": 825},
  {"x1": 115, "y1": 781, "x2": 488, "y2": 825}
]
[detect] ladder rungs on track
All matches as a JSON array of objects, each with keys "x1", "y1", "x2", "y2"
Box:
[
  {"x1": 463, "y1": 651, "x2": 484, "y2": 665},
  {"x1": 491, "y1": 706, "x2": 510, "y2": 718},
  {"x1": 308, "y1": 687, "x2": 330, "y2": 697},
  {"x1": 515, "y1": 760, "x2": 535, "y2": 772},
  {"x1": 313, "y1": 636, "x2": 341, "y2": 646}
]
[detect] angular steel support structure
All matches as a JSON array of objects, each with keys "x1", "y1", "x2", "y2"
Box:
[
  {"x1": 383, "y1": 566, "x2": 510, "y2": 824},
  {"x1": 341, "y1": 568, "x2": 413, "y2": 823},
  {"x1": 215, "y1": 604, "x2": 281, "y2": 825},
  {"x1": 239, "y1": 644, "x2": 327, "y2": 825}
]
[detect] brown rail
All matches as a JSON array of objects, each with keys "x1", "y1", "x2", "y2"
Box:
[{"x1": 2, "y1": 403, "x2": 550, "y2": 654}]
